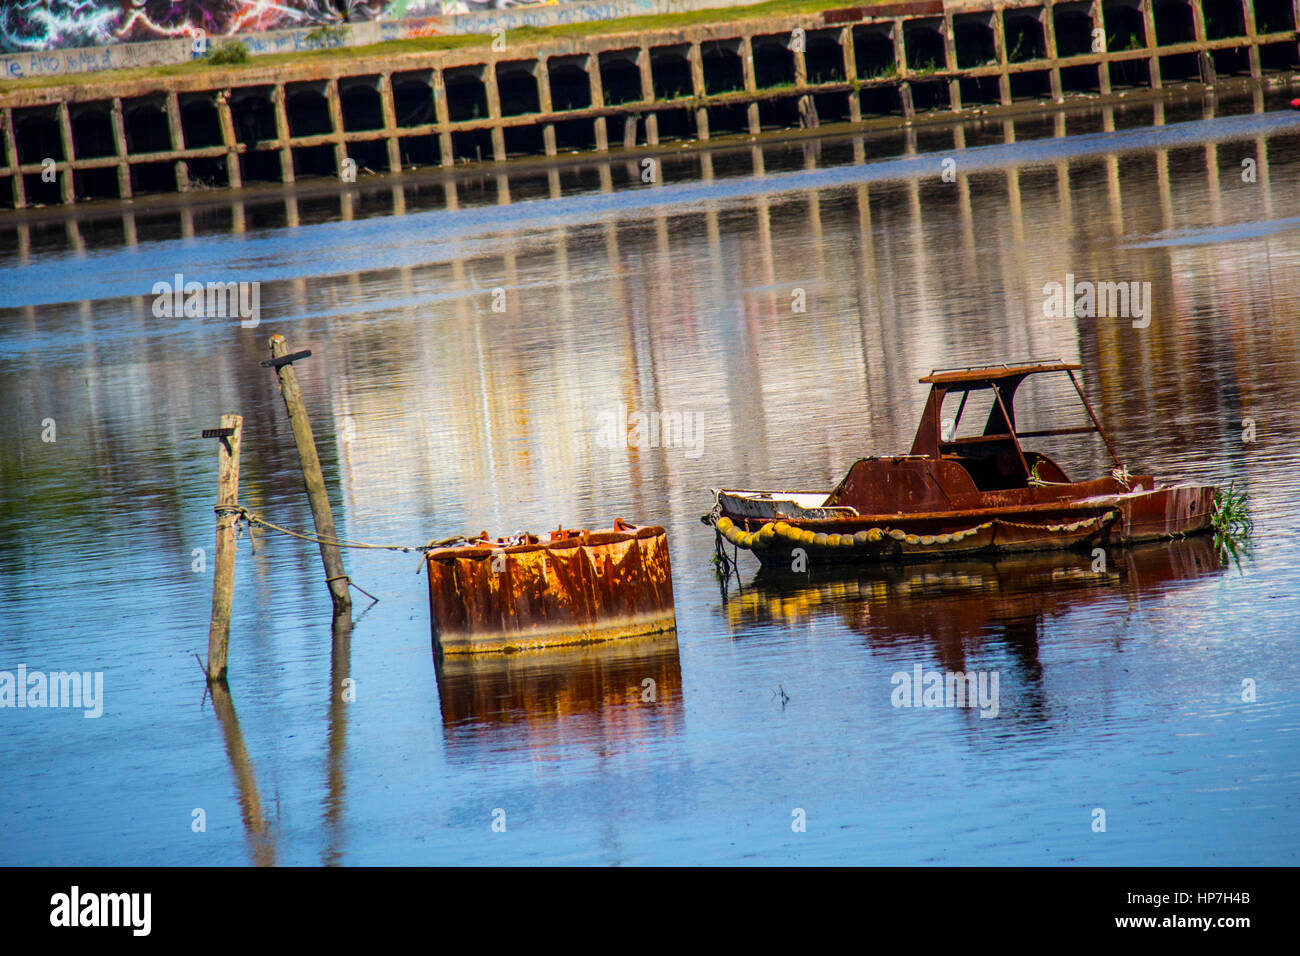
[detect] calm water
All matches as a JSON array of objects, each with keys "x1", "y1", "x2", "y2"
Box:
[{"x1": 2, "y1": 88, "x2": 1299, "y2": 865}]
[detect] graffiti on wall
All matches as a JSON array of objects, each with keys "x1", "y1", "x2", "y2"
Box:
[{"x1": 0, "y1": 1, "x2": 467, "y2": 53}]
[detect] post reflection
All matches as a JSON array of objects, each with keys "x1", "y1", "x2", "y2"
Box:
[
  {"x1": 321, "y1": 611, "x2": 352, "y2": 867},
  {"x1": 209, "y1": 682, "x2": 277, "y2": 867}
]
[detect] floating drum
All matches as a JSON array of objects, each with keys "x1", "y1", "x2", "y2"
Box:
[{"x1": 426, "y1": 518, "x2": 676, "y2": 654}]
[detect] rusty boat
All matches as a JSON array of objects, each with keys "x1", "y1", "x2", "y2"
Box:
[
  {"x1": 704, "y1": 361, "x2": 1217, "y2": 567},
  {"x1": 426, "y1": 519, "x2": 676, "y2": 655}
]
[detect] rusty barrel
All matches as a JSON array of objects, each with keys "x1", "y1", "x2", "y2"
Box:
[{"x1": 426, "y1": 520, "x2": 676, "y2": 655}]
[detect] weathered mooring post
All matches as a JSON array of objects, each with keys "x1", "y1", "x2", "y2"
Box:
[
  {"x1": 205, "y1": 413, "x2": 242, "y2": 683},
  {"x1": 265, "y1": 336, "x2": 352, "y2": 615}
]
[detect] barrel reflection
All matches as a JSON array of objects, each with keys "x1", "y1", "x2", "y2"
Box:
[{"x1": 433, "y1": 630, "x2": 684, "y2": 757}]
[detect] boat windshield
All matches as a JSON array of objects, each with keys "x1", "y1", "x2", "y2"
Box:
[{"x1": 917, "y1": 367, "x2": 1122, "y2": 491}]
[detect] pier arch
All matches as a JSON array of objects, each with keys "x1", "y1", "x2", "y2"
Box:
[
  {"x1": 1253, "y1": 0, "x2": 1297, "y2": 32},
  {"x1": 853, "y1": 24, "x2": 898, "y2": 79},
  {"x1": 599, "y1": 50, "x2": 643, "y2": 105},
  {"x1": 339, "y1": 76, "x2": 385, "y2": 131},
  {"x1": 14, "y1": 107, "x2": 62, "y2": 164},
  {"x1": 1053, "y1": 4, "x2": 1098, "y2": 57},
  {"x1": 1003, "y1": 9, "x2": 1048, "y2": 62},
  {"x1": 650, "y1": 45, "x2": 694, "y2": 99},
  {"x1": 229, "y1": 87, "x2": 279, "y2": 182},
  {"x1": 444, "y1": 66, "x2": 490, "y2": 122},
  {"x1": 392, "y1": 71, "x2": 436, "y2": 128},
  {"x1": 495, "y1": 61, "x2": 541, "y2": 116},
  {"x1": 954, "y1": 15, "x2": 997, "y2": 68},
  {"x1": 178, "y1": 94, "x2": 221, "y2": 148},
  {"x1": 70, "y1": 103, "x2": 115, "y2": 158},
  {"x1": 286, "y1": 83, "x2": 332, "y2": 137},
  {"x1": 547, "y1": 56, "x2": 592, "y2": 110},
  {"x1": 804, "y1": 29, "x2": 847, "y2": 83},
  {"x1": 752, "y1": 34, "x2": 796, "y2": 87},
  {"x1": 701, "y1": 40, "x2": 745, "y2": 94},
  {"x1": 1153, "y1": 0, "x2": 1197, "y2": 44},
  {"x1": 904, "y1": 19, "x2": 948, "y2": 72},
  {"x1": 123, "y1": 96, "x2": 169, "y2": 154},
  {"x1": 1202, "y1": 0, "x2": 1247, "y2": 37},
  {"x1": 230, "y1": 88, "x2": 276, "y2": 145},
  {"x1": 13, "y1": 106, "x2": 62, "y2": 204},
  {"x1": 1102, "y1": 2, "x2": 1149, "y2": 50}
]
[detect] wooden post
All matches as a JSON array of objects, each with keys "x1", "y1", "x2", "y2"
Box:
[
  {"x1": 206, "y1": 413, "x2": 242, "y2": 682},
  {"x1": 266, "y1": 336, "x2": 352, "y2": 615}
]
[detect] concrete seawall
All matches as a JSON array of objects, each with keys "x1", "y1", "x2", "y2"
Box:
[{"x1": 2, "y1": 0, "x2": 1297, "y2": 210}]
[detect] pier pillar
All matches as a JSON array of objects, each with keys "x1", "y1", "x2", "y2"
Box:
[
  {"x1": 893, "y1": 22, "x2": 916, "y2": 117},
  {"x1": 165, "y1": 91, "x2": 188, "y2": 192},
  {"x1": 536, "y1": 63, "x2": 558, "y2": 156},
  {"x1": 273, "y1": 84, "x2": 295, "y2": 184},
  {"x1": 793, "y1": 34, "x2": 810, "y2": 87},
  {"x1": 1091, "y1": 1, "x2": 1113, "y2": 94},
  {"x1": 841, "y1": 26, "x2": 862, "y2": 123},
  {"x1": 587, "y1": 56, "x2": 609, "y2": 151},
  {"x1": 326, "y1": 79, "x2": 348, "y2": 176},
  {"x1": 379, "y1": 73, "x2": 403, "y2": 172},
  {"x1": 484, "y1": 67, "x2": 507, "y2": 161},
  {"x1": 943, "y1": 14, "x2": 963, "y2": 111},
  {"x1": 1242, "y1": 0, "x2": 1262, "y2": 77},
  {"x1": 1190, "y1": 0, "x2": 1216, "y2": 84},
  {"x1": 992, "y1": 11, "x2": 1013, "y2": 104},
  {"x1": 741, "y1": 35, "x2": 761, "y2": 134},
  {"x1": 1041, "y1": 9, "x2": 1064, "y2": 103},
  {"x1": 637, "y1": 49, "x2": 659, "y2": 145},
  {"x1": 689, "y1": 43, "x2": 709, "y2": 140},
  {"x1": 2, "y1": 108, "x2": 25, "y2": 209},
  {"x1": 57, "y1": 101, "x2": 76, "y2": 204},
  {"x1": 1141, "y1": 0, "x2": 1162, "y2": 89},
  {"x1": 111, "y1": 97, "x2": 132, "y2": 199},
  {"x1": 216, "y1": 91, "x2": 242, "y2": 188},
  {"x1": 792, "y1": 33, "x2": 817, "y2": 128},
  {"x1": 432, "y1": 70, "x2": 454, "y2": 168}
]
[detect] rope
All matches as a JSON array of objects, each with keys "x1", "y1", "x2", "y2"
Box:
[
  {"x1": 214, "y1": 504, "x2": 469, "y2": 554},
  {"x1": 709, "y1": 509, "x2": 1120, "y2": 552}
]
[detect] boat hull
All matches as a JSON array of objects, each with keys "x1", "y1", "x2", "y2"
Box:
[
  {"x1": 426, "y1": 522, "x2": 676, "y2": 654},
  {"x1": 711, "y1": 484, "x2": 1215, "y2": 567}
]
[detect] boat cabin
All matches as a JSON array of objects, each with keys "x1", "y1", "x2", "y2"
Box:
[{"x1": 908, "y1": 361, "x2": 1122, "y2": 491}]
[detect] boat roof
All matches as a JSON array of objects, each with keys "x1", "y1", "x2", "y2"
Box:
[{"x1": 919, "y1": 360, "x2": 1081, "y2": 386}]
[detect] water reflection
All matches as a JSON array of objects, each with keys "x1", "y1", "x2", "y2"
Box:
[
  {"x1": 2, "y1": 82, "x2": 1298, "y2": 865},
  {"x1": 208, "y1": 682, "x2": 277, "y2": 867},
  {"x1": 722, "y1": 537, "x2": 1225, "y2": 723},
  {"x1": 322, "y1": 611, "x2": 351, "y2": 867},
  {"x1": 435, "y1": 631, "x2": 683, "y2": 759}
]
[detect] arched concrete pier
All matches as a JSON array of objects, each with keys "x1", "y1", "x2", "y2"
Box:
[{"x1": 1, "y1": 0, "x2": 1296, "y2": 208}]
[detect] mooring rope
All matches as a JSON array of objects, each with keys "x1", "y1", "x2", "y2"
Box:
[{"x1": 214, "y1": 504, "x2": 469, "y2": 554}]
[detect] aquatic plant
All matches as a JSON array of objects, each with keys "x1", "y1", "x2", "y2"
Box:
[{"x1": 1212, "y1": 481, "x2": 1253, "y2": 564}]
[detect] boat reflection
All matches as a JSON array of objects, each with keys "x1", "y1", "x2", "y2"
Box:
[
  {"x1": 433, "y1": 631, "x2": 684, "y2": 757},
  {"x1": 723, "y1": 537, "x2": 1225, "y2": 709}
]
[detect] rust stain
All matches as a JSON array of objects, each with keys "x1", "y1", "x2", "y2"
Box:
[{"x1": 426, "y1": 520, "x2": 676, "y2": 655}]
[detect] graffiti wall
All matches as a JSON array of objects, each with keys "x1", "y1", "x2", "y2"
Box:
[{"x1": 0, "y1": 1, "x2": 562, "y2": 54}]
